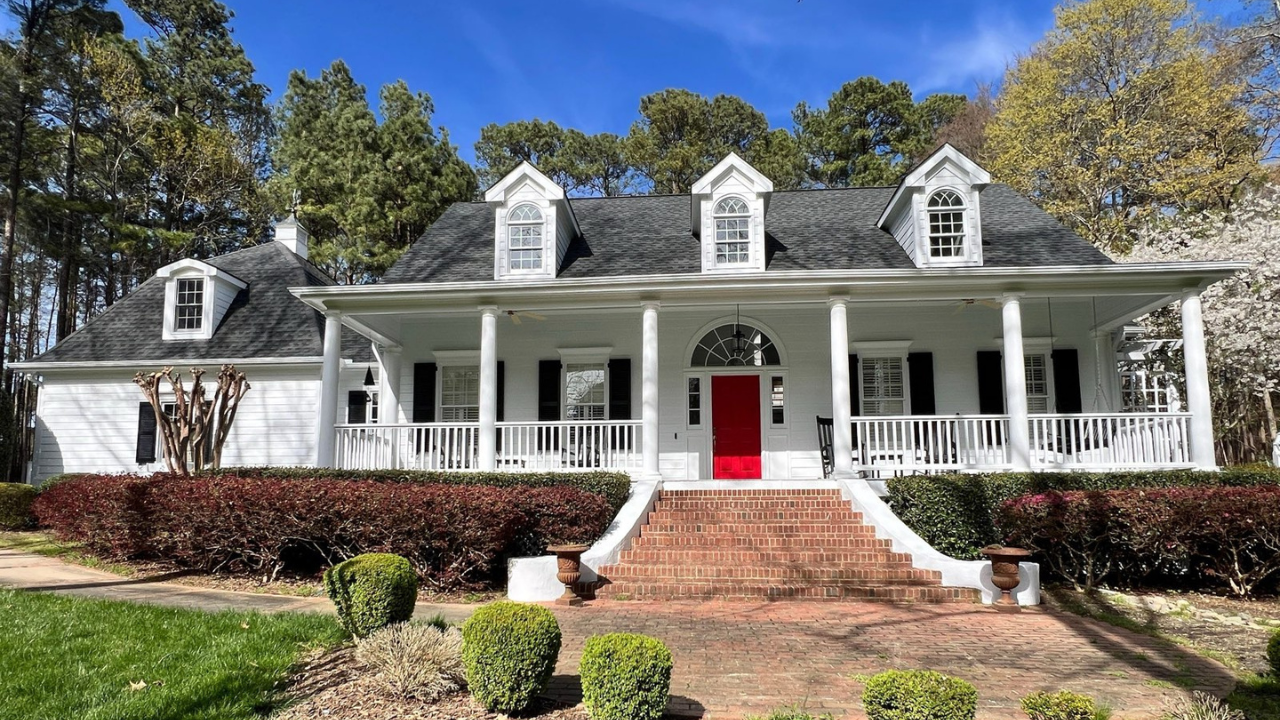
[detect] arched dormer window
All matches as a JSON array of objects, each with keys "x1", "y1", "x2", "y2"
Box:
[
  {"x1": 713, "y1": 196, "x2": 751, "y2": 265},
  {"x1": 507, "y1": 204, "x2": 543, "y2": 271},
  {"x1": 926, "y1": 189, "x2": 967, "y2": 259}
]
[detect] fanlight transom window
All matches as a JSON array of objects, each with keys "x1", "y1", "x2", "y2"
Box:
[
  {"x1": 507, "y1": 203, "x2": 543, "y2": 270},
  {"x1": 926, "y1": 189, "x2": 966, "y2": 259},
  {"x1": 691, "y1": 323, "x2": 781, "y2": 367},
  {"x1": 713, "y1": 196, "x2": 751, "y2": 265}
]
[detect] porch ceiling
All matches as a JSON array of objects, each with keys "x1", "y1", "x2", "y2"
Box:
[{"x1": 295, "y1": 261, "x2": 1245, "y2": 348}]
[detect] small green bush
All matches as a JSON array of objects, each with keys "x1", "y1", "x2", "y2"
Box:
[
  {"x1": 0, "y1": 483, "x2": 36, "y2": 530},
  {"x1": 746, "y1": 708, "x2": 835, "y2": 720},
  {"x1": 324, "y1": 553, "x2": 418, "y2": 638},
  {"x1": 1269, "y1": 628, "x2": 1280, "y2": 677},
  {"x1": 1021, "y1": 690, "x2": 1099, "y2": 720},
  {"x1": 580, "y1": 633, "x2": 672, "y2": 720},
  {"x1": 461, "y1": 601, "x2": 561, "y2": 713},
  {"x1": 887, "y1": 468, "x2": 1280, "y2": 560},
  {"x1": 863, "y1": 669, "x2": 977, "y2": 720}
]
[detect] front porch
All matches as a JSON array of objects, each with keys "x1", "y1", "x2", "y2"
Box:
[{"x1": 334, "y1": 411, "x2": 1195, "y2": 475}]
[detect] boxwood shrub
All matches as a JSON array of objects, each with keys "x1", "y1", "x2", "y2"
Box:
[
  {"x1": 33, "y1": 474, "x2": 612, "y2": 590},
  {"x1": 580, "y1": 633, "x2": 673, "y2": 720},
  {"x1": 461, "y1": 601, "x2": 561, "y2": 714},
  {"x1": 1020, "y1": 690, "x2": 1099, "y2": 720},
  {"x1": 863, "y1": 669, "x2": 977, "y2": 720},
  {"x1": 887, "y1": 468, "x2": 1280, "y2": 560},
  {"x1": 0, "y1": 482, "x2": 36, "y2": 530},
  {"x1": 216, "y1": 467, "x2": 632, "y2": 513},
  {"x1": 1267, "y1": 627, "x2": 1280, "y2": 677},
  {"x1": 324, "y1": 553, "x2": 418, "y2": 637}
]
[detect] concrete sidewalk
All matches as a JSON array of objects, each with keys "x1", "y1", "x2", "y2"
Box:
[{"x1": 0, "y1": 548, "x2": 477, "y2": 624}]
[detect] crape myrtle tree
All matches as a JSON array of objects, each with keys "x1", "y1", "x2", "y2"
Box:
[{"x1": 134, "y1": 364, "x2": 249, "y2": 475}]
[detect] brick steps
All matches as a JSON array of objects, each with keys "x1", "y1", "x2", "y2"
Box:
[{"x1": 595, "y1": 489, "x2": 977, "y2": 604}]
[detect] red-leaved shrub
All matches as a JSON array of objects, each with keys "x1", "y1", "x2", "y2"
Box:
[
  {"x1": 33, "y1": 474, "x2": 612, "y2": 590},
  {"x1": 998, "y1": 486, "x2": 1280, "y2": 596}
]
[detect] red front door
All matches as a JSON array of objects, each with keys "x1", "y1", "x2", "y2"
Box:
[{"x1": 712, "y1": 375, "x2": 762, "y2": 479}]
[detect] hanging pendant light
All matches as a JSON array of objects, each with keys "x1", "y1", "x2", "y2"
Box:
[
  {"x1": 362, "y1": 367, "x2": 376, "y2": 402},
  {"x1": 729, "y1": 305, "x2": 748, "y2": 362}
]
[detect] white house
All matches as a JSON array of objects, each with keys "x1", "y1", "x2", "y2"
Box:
[{"x1": 14, "y1": 145, "x2": 1243, "y2": 604}]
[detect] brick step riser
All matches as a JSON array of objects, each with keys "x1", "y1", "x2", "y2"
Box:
[
  {"x1": 654, "y1": 500, "x2": 856, "y2": 509},
  {"x1": 655, "y1": 507, "x2": 865, "y2": 517},
  {"x1": 595, "y1": 584, "x2": 977, "y2": 602},
  {"x1": 618, "y1": 551, "x2": 917, "y2": 564},
  {"x1": 660, "y1": 491, "x2": 843, "y2": 497},
  {"x1": 641, "y1": 524, "x2": 883, "y2": 535},
  {"x1": 600, "y1": 567, "x2": 944, "y2": 583},
  {"x1": 632, "y1": 536, "x2": 895, "y2": 549}
]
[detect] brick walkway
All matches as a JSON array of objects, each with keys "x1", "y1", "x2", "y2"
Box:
[{"x1": 0, "y1": 549, "x2": 1236, "y2": 719}]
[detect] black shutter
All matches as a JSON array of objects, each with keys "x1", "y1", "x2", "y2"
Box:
[
  {"x1": 496, "y1": 361, "x2": 506, "y2": 421},
  {"x1": 347, "y1": 390, "x2": 368, "y2": 424},
  {"x1": 135, "y1": 402, "x2": 157, "y2": 464},
  {"x1": 908, "y1": 352, "x2": 936, "y2": 415},
  {"x1": 412, "y1": 362, "x2": 436, "y2": 423},
  {"x1": 538, "y1": 360, "x2": 561, "y2": 421},
  {"x1": 608, "y1": 358, "x2": 631, "y2": 420},
  {"x1": 976, "y1": 351, "x2": 1005, "y2": 414},
  {"x1": 848, "y1": 354, "x2": 860, "y2": 417},
  {"x1": 1052, "y1": 349, "x2": 1083, "y2": 414}
]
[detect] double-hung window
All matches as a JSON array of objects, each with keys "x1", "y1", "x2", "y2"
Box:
[
  {"x1": 1025, "y1": 353, "x2": 1050, "y2": 413},
  {"x1": 507, "y1": 204, "x2": 543, "y2": 271},
  {"x1": 861, "y1": 357, "x2": 906, "y2": 416},
  {"x1": 926, "y1": 190, "x2": 966, "y2": 259},
  {"x1": 175, "y1": 278, "x2": 205, "y2": 331},
  {"x1": 565, "y1": 363, "x2": 606, "y2": 420},
  {"x1": 713, "y1": 197, "x2": 751, "y2": 265},
  {"x1": 440, "y1": 366, "x2": 480, "y2": 421}
]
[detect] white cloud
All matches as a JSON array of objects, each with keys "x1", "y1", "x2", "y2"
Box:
[{"x1": 912, "y1": 12, "x2": 1044, "y2": 93}]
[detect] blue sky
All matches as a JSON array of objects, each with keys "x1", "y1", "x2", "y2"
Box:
[{"x1": 6, "y1": 1, "x2": 1249, "y2": 163}]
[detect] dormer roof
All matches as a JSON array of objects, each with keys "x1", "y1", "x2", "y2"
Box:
[
  {"x1": 876, "y1": 143, "x2": 991, "y2": 228},
  {"x1": 690, "y1": 152, "x2": 774, "y2": 235},
  {"x1": 155, "y1": 258, "x2": 247, "y2": 289},
  {"x1": 483, "y1": 161, "x2": 581, "y2": 238}
]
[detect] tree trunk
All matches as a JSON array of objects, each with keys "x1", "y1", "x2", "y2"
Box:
[{"x1": 55, "y1": 98, "x2": 81, "y2": 342}]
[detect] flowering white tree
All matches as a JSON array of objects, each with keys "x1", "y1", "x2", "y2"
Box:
[{"x1": 1126, "y1": 186, "x2": 1280, "y2": 463}]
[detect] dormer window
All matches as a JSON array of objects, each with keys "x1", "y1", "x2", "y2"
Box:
[
  {"x1": 507, "y1": 204, "x2": 544, "y2": 271},
  {"x1": 927, "y1": 190, "x2": 967, "y2": 258},
  {"x1": 175, "y1": 278, "x2": 205, "y2": 331},
  {"x1": 713, "y1": 196, "x2": 751, "y2": 265}
]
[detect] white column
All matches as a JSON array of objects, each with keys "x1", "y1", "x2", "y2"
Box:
[
  {"x1": 642, "y1": 302, "x2": 661, "y2": 480},
  {"x1": 1002, "y1": 294, "x2": 1031, "y2": 471},
  {"x1": 828, "y1": 298, "x2": 854, "y2": 479},
  {"x1": 317, "y1": 311, "x2": 343, "y2": 468},
  {"x1": 1181, "y1": 289, "x2": 1217, "y2": 470},
  {"x1": 377, "y1": 345, "x2": 403, "y2": 424},
  {"x1": 478, "y1": 307, "x2": 498, "y2": 471}
]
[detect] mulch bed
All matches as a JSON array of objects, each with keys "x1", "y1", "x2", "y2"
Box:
[{"x1": 275, "y1": 648, "x2": 589, "y2": 720}]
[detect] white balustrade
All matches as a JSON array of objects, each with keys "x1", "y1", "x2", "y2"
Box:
[
  {"x1": 850, "y1": 415, "x2": 1012, "y2": 474},
  {"x1": 335, "y1": 421, "x2": 642, "y2": 472},
  {"x1": 1028, "y1": 413, "x2": 1193, "y2": 469}
]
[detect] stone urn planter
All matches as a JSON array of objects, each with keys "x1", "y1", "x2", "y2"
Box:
[
  {"x1": 547, "y1": 543, "x2": 590, "y2": 606},
  {"x1": 980, "y1": 545, "x2": 1031, "y2": 607}
]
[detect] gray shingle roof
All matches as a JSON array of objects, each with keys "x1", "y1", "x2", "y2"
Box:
[
  {"x1": 32, "y1": 242, "x2": 372, "y2": 364},
  {"x1": 381, "y1": 183, "x2": 1111, "y2": 284}
]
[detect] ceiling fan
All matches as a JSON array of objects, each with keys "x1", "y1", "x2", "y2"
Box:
[
  {"x1": 952, "y1": 298, "x2": 1001, "y2": 315},
  {"x1": 506, "y1": 310, "x2": 546, "y2": 325}
]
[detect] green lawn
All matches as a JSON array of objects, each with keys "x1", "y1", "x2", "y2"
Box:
[{"x1": 0, "y1": 588, "x2": 346, "y2": 720}]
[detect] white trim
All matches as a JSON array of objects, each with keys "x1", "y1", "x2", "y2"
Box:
[
  {"x1": 664, "y1": 479, "x2": 836, "y2": 491},
  {"x1": 432, "y1": 349, "x2": 480, "y2": 365},
  {"x1": 684, "y1": 315, "x2": 789, "y2": 368},
  {"x1": 691, "y1": 153, "x2": 774, "y2": 196},
  {"x1": 12, "y1": 356, "x2": 327, "y2": 371},
  {"x1": 155, "y1": 258, "x2": 247, "y2": 288},
  {"x1": 849, "y1": 339, "x2": 913, "y2": 355},
  {"x1": 876, "y1": 144, "x2": 991, "y2": 228},
  {"x1": 557, "y1": 346, "x2": 613, "y2": 363}
]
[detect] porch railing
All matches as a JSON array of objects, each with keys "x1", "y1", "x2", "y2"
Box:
[
  {"x1": 334, "y1": 421, "x2": 642, "y2": 472},
  {"x1": 851, "y1": 415, "x2": 1013, "y2": 475},
  {"x1": 1029, "y1": 412, "x2": 1193, "y2": 469}
]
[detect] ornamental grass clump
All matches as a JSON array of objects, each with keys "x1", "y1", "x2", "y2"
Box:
[
  {"x1": 580, "y1": 633, "x2": 673, "y2": 720},
  {"x1": 1161, "y1": 692, "x2": 1245, "y2": 720},
  {"x1": 324, "y1": 553, "x2": 418, "y2": 638},
  {"x1": 863, "y1": 669, "x2": 977, "y2": 720},
  {"x1": 461, "y1": 601, "x2": 561, "y2": 714},
  {"x1": 1021, "y1": 690, "x2": 1107, "y2": 720},
  {"x1": 355, "y1": 622, "x2": 465, "y2": 701}
]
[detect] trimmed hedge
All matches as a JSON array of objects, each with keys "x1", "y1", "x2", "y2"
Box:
[
  {"x1": 887, "y1": 468, "x2": 1280, "y2": 560},
  {"x1": 215, "y1": 467, "x2": 632, "y2": 513},
  {"x1": 1020, "y1": 690, "x2": 1099, "y2": 720},
  {"x1": 0, "y1": 483, "x2": 36, "y2": 530},
  {"x1": 324, "y1": 553, "x2": 418, "y2": 637},
  {"x1": 462, "y1": 601, "x2": 561, "y2": 714},
  {"x1": 862, "y1": 669, "x2": 977, "y2": 720},
  {"x1": 999, "y1": 487, "x2": 1280, "y2": 596},
  {"x1": 580, "y1": 633, "x2": 673, "y2": 720},
  {"x1": 33, "y1": 474, "x2": 611, "y2": 590}
]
